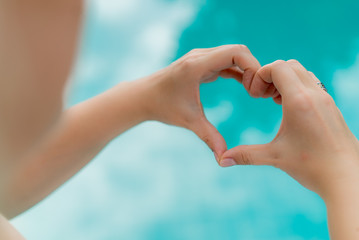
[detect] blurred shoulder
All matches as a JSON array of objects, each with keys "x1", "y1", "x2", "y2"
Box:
[{"x1": 0, "y1": 214, "x2": 25, "y2": 240}]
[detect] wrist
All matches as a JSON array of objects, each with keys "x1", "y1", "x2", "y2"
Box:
[
  {"x1": 322, "y1": 171, "x2": 359, "y2": 240},
  {"x1": 319, "y1": 163, "x2": 359, "y2": 203},
  {"x1": 136, "y1": 67, "x2": 171, "y2": 122}
]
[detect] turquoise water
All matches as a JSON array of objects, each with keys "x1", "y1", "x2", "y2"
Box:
[{"x1": 12, "y1": 0, "x2": 359, "y2": 239}]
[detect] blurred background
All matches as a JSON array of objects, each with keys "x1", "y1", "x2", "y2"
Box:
[{"x1": 12, "y1": 0, "x2": 359, "y2": 239}]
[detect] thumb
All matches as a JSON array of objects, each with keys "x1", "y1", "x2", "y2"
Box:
[
  {"x1": 220, "y1": 144, "x2": 275, "y2": 167},
  {"x1": 191, "y1": 118, "x2": 227, "y2": 164}
]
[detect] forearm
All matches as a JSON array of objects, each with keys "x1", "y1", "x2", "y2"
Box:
[
  {"x1": 324, "y1": 175, "x2": 359, "y2": 240},
  {"x1": 1, "y1": 74, "x2": 161, "y2": 218},
  {"x1": 0, "y1": 44, "x2": 258, "y2": 218},
  {"x1": 0, "y1": 0, "x2": 84, "y2": 159}
]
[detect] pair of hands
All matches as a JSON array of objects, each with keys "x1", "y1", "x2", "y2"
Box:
[{"x1": 145, "y1": 44, "x2": 359, "y2": 199}]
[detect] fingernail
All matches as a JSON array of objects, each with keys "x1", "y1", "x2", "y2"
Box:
[{"x1": 220, "y1": 158, "x2": 236, "y2": 167}]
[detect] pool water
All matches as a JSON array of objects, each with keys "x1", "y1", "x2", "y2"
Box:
[{"x1": 12, "y1": 0, "x2": 359, "y2": 239}]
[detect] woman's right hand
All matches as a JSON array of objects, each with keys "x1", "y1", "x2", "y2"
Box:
[
  {"x1": 222, "y1": 59, "x2": 359, "y2": 197},
  {"x1": 221, "y1": 60, "x2": 359, "y2": 239}
]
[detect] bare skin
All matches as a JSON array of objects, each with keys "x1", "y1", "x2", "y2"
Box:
[
  {"x1": 0, "y1": 1, "x2": 358, "y2": 239},
  {"x1": 222, "y1": 60, "x2": 359, "y2": 240},
  {"x1": 0, "y1": 0, "x2": 83, "y2": 160},
  {"x1": 0, "y1": 0, "x2": 263, "y2": 237},
  {"x1": 0, "y1": 1, "x2": 84, "y2": 237},
  {"x1": 2, "y1": 45, "x2": 261, "y2": 219}
]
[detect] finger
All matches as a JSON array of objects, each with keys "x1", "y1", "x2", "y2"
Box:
[
  {"x1": 219, "y1": 144, "x2": 275, "y2": 167},
  {"x1": 308, "y1": 71, "x2": 319, "y2": 82},
  {"x1": 287, "y1": 60, "x2": 318, "y2": 89},
  {"x1": 191, "y1": 118, "x2": 227, "y2": 164},
  {"x1": 308, "y1": 71, "x2": 328, "y2": 93},
  {"x1": 248, "y1": 63, "x2": 282, "y2": 99},
  {"x1": 262, "y1": 83, "x2": 277, "y2": 98},
  {"x1": 184, "y1": 47, "x2": 218, "y2": 55},
  {"x1": 219, "y1": 66, "x2": 244, "y2": 83},
  {"x1": 250, "y1": 82, "x2": 279, "y2": 99},
  {"x1": 251, "y1": 60, "x2": 305, "y2": 100},
  {"x1": 204, "y1": 44, "x2": 261, "y2": 85},
  {"x1": 248, "y1": 78, "x2": 272, "y2": 98},
  {"x1": 273, "y1": 94, "x2": 282, "y2": 105}
]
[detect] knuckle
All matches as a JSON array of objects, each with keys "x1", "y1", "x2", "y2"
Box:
[
  {"x1": 184, "y1": 49, "x2": 201, "y2": 58},
  {"x1": 272, "y1": 60, "x2": 288, "y2": 70},
  {"x1": 273, "y1": 60, "x2": 286, "y2": 65},
  {"x1": 236, "y1": 149, "x2": 253, "y2": 165},
  {"x1": 287, "y1": 59, "x2": 300, "y2": 65},
  {"x1": 308, "y1": 71, "x2": 316, "y2": 79},
  {"x1": 180, "y1": 49, "x2": 203, "y2": 69},
  {"x1": 230, "y1": 44, "x2": 250, "y2": 53},
  {"x1": 226, "y1": 44, "x2": 252, "y2": 66},
  {"x1": 320, "y1": 93, "x2": 335, "y2": 106},
  {"x1": 180, "y1": 57, "x2": 198, "y2": 70},
  {"x1": 289, "y1": 91, "x2": 314, "y2": 111},
  {"x1": 240, "y1": 44, "x2": 250, "y2": 53},
  {"x1": 237, "y1": 44, "x2": 249, "y2": 51},
  {"x1": 189, "y1": 48, "x2": 200, "y2": 54}
]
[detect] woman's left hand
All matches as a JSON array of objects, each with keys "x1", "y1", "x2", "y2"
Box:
[{"x1": 144, "y1": 45, "x2": 262, "y2": 162}]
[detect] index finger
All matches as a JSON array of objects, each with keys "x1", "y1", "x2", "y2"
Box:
[
  {"x1": 252, "y1": 60, "x2": 305, "y2": 99},
  {"x1": 204, "y1": 44, "x2": 261, "y2": 84}
]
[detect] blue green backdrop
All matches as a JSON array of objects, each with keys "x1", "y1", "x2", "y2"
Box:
[{"x1": 13, "y1": 0, "x2": 359, "y2": 239}]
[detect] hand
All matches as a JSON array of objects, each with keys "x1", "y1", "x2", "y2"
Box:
[
  {"x1": 0, "y1": 44, "x2": 262, "y2": 219},
  {"x1": 220, "y1": 60, "x2": 359, "y2": 198},
  {"x1": 145, "y1": 45, "x2": 261, "y2": 162}
]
